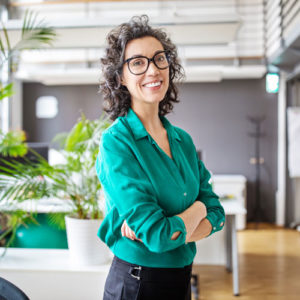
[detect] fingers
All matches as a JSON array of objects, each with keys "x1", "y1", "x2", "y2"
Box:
[
  {"x1": 121, "y1": 221, "x2": 126, "y2": 237},
  {"x1": 125, "y1": 223, "x2": 135, "y2": 240},
  {"x1": 121, "y1": 220, "x2": 135, "y2": 240},
  {"x1": 121, "y1": 220, "x2": 142, "y2": 242}
]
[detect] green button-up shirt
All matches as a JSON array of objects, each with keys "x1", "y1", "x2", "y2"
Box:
[{"x1": 95, "y1": 107, "x2": 225, "y2": 268}]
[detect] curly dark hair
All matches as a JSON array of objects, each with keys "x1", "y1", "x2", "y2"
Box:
[{"x1": 99, "y1": 15, "x2": 185, "y2": 121}]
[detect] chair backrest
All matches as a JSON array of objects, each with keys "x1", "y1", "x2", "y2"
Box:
[{"x1": 0, "y1": 277, "x2": 30, "y2": 300}]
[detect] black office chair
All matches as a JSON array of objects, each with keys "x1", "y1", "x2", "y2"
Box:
[
  {"x1": 191, "y1": 274, "x2": 199, "y2": 300},
  {"x1": 0, "y1": 277, "x2": 30, "y2": 300}
]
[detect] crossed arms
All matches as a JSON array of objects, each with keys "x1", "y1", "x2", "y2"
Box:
[{"x1": 121, "y1": 200, "x2": 212, "y2": 243}]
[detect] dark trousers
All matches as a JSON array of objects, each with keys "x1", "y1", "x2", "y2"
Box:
[{"x1": 103, "y1": 256, "x2": 192, "y2": 300}]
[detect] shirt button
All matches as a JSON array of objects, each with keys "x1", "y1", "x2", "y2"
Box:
[
  {"x1": 183, "y1": 192, "x2": 187, "y2": 196},
  {"x1": 213, "y1": 227, "x2": 216, "y2": 230}
]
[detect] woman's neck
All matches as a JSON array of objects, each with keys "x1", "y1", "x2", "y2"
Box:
[{"x1": 131, "y1": 103, "x2": 164, "y2": 133}]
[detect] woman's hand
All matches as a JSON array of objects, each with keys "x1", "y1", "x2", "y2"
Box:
[
  {"x1": 186, "y1": 218, "x2": 212, "y2": 242},
  {"x1": 197, "y1": 201, "x2": 207, "y2": 220},
  {"x1": 175, "y1": 201, "x2": 208, "y2": 242},
  {"x1": 121, "y1": 220, "x2": 143, "y2": 242}
]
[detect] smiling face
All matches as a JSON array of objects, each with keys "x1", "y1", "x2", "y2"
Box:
[{"x1": 121, "y1": 36, "x2": 170, "y2": 109}]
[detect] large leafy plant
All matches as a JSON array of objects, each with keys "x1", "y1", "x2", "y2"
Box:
[
  {"x1": 0, "y1": 114, "x2": 111, "y2": 251},
  {"x1": 0, "y1": 114, "x2": 111, "y2": 217},
  {"x1": 0, "y1": 10, "x2": 56, "y2": 252},
  {"x1": 49, "y1": 113, "x2": 111, "y2": 219}
]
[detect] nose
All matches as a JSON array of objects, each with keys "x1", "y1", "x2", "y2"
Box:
[{"x1": 147, "y1": 60, "x2": 160, "y2": 75}]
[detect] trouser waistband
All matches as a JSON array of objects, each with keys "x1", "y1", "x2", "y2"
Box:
[{"x1": 112, "y1": 256, "x2": 193, "y2": 282}]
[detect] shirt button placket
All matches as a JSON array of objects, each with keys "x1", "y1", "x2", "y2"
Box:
[{"x1": 181, "y1": 191, "x2": 187, "y2": 211}]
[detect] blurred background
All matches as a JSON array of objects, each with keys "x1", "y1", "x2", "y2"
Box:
[{"x1": 0, "y1": 1, "x2": 299, "y2": 299}]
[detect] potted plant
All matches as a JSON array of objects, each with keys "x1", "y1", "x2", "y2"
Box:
[
  {"x1": 0, "y1": 10, "x2": 112, "y2": 265},
  {"x1": 0, "y1": 10, "x2": 56, "y2": 254},
  {"x1": 51, "y1": 113, "x2": 112, "y2": 265},
  {"x1": 0, "y1": 113, "x2": 111, "y2": 265}
]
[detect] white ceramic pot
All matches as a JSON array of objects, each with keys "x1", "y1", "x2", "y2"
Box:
[{"x1": 65, "y1": 215, "x2": 110, "y2": 266}]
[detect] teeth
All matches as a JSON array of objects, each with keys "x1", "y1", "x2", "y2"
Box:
[{"x1": 144, "y1": 81, "x2": 161, "y2": 88}]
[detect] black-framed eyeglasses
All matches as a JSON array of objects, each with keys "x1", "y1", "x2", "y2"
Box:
[{"x1": 123, "y1": 50, "x2": 170, "y2": 75}]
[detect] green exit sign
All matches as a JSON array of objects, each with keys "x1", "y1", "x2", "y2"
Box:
[{"x1": 266, "y1": 73, "x2": 279, "y2": 93}]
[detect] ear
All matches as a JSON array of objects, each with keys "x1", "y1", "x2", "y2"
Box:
[
  {"x1": 117, "y1": 72, "x2": 126, "y2": 87},
  {"x1": 120, "y1": 75, "x2": 126, "y2": 86}
]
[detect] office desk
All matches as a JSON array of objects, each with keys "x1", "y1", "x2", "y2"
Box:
[
  {"x1": 221, "y1": 199, "x2": 247, "y2": 296},
  {"x1": 194, "y1": 199, "x2": 246, "y2": 296}
]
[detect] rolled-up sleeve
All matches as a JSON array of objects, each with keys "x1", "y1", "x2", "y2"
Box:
[
  {"x1": 196, "y1": 159, "x2": 225, "y2": 237},
  {"x1": 96, "y1": 131, "x2": 187, "y2": 253}
]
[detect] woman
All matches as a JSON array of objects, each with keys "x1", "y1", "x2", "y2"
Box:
[{"x1": 96, "y1": 15, "x2": 225, "y2": 300}]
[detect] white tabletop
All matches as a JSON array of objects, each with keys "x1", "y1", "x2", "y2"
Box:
[
  {"x1": 2, "y1": 197, "x2": 246, "y2": 215},
  {"x1": 221, "y1": 199, "x2": 247, "y2": 215},
  {"x1": 2, "y1": 198, "x2": 73, "y2": 213}
]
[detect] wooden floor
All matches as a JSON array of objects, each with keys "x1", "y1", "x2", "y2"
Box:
[{"x1": 191, "y1": 223, "x2": 300, "y2": 300}]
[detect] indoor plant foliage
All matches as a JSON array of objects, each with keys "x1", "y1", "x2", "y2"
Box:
[
  {"x1": 50, "y1": 113, "x2": 111, "y2": 220},
  {"x1": 0, "y1": 10, "x2": 56, "y2": 156},
  {"x1": 50, "y1": 113, "x2": 112, "y2": 265},
  {"x1": 0, "y1": 11, "x2": 111, "y2": 263},
  {"x1": 0, "y1": 113, "x2": 111, "y2": 219},
  {"x1": 0, "y1": 129, "x2": 28, "y2": 157},
  {"x1": 0, "y1": 113, "x2": 111, "y2": 256},
  {"x1": 0, "y1": 10, "x2": 56, "y2": 252}
]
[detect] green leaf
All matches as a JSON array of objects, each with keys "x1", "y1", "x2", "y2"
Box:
[
  {"x1": 0, "y1": 36, "x2": 7, "y2": 61},
  {"x1": 0, "y1": 211, "x2": 38, "y2": 253},
  {"x1": 46, "y1": 213, "x2": 67, "y2": 230},
  {"x1": 0, "y1": 83, "x2": 14, "y2": 101},
  {"x1": 64, "y1": 119, "x2": 89, "y2": 152},
  {"x1": 51, "y1": 132, "x2": 68, "y2": 149},
  {"x1": 1, "y1": 21, "x2": 11, "y2": 53},
  {"x1": 1, "y1": 9, "x2": 56, "y2": 70},
  {"x1": 14, "y1": 11, "x2": 56, "y2": 52},
  {"x1": 0, "y1": 130, "x2": 28, "y2": 157}
]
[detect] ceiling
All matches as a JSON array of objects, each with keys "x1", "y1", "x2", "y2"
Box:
[{"x1": 2, "y1": 0, "x2": 270, "y2": 84}]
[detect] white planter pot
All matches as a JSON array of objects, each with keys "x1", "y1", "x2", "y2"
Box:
[{"x1": 65, "y1": 215, "x2": 110, "y2": 266}]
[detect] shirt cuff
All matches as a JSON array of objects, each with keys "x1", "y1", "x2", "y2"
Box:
[
  {"x1": 205, "y1": 212, "x2": 225, "y2": 237},
  {"x1": 172, "y1": 215, "x2": 187, "y2": 241}
]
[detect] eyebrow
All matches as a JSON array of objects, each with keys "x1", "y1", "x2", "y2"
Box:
[{"x1": 125, "y1": 50, "x2": 165, "y2": 60}]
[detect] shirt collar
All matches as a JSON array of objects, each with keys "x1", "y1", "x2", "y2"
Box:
[{"x1": 125, "y1": 107, "x2": 182, "y2": 142}]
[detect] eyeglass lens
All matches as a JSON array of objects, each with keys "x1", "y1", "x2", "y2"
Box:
[{"x1": 128, "y1": 52, "x2": 169, "y2": 75}]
